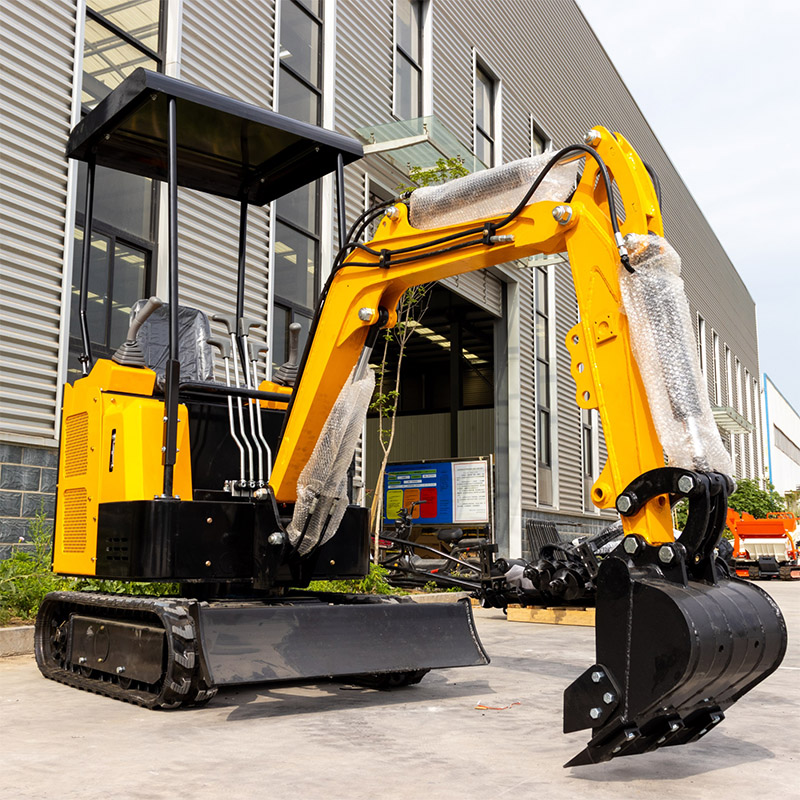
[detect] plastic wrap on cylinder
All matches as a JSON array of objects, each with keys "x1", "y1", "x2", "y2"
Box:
[
  {"x1": 288, "y1": 365, "x2": 376, "y2": 555},
  {"x1": 619, "y1": 234, "x2": 732, "y2": 475},
  {"x1": 408, "y1": 152, "x2": 579, "y2": 230}
]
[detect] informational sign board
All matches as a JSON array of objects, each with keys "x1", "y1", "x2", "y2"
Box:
[{"x1": 384, "y1": 458, "x2": 490, "y2": 526}]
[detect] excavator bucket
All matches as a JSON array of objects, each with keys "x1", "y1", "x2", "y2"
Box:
[{"x1": 564, "y1": 473, "x2": 787, "y2": 766}]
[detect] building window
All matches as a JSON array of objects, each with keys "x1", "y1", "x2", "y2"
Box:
[
  {"x1": 697, "y1": 314, "x2": 707, "y2": 379},
  {"x1": 712, "y1": 330, "x2": 721, "y2": 405},
  {"x1": 394, "y1": 0, "x2": 422, "y2": 120},
  {"x1": 474, "y1": 64, "x2": 495, "y2": 166},
  {"x1": 82, "y1": 0, "x2": 163, "y2": 109},
  {"x1": 535, "y1": 266, "x2": 553, "y2": 506},
  {"x1": 530, "y1": 117, "x2": 551, "y2": 156},
  {"x1": 273, "y1": 0, "x2": 324, "y2": 369},
  {"x1": 278, "y1": 0, "x2": 322, "y2": 125},
  {"x1": 775, "y1": 426, "x2": 800, "y2": 467},
  {"x1": 68, "y1": 0, "x2": 163, "y2": 381}
]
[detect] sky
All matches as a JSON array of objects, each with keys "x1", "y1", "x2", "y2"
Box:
[{"x1": 577, "y1": 0, "x2": 800, "y2": 410}]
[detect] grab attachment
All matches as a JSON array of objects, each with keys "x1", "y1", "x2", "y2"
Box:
[{"x1": 564, "y1": 467, "x2": 787, "y2": 766}]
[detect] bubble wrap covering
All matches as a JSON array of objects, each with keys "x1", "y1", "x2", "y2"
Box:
[
  {"x1": 619, "y1": 234, "x2": 732, "y2": 475},
  {"x1": 131, "y1": 300, "x2": 213, "y2": 385},
  {"x1": 408, "y1": 152, "x2": 579, "y2": 230},
  {"x1": 288, "y1": 365, "x2": 376, "y2": 555}
]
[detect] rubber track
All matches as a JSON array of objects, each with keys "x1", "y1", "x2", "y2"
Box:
[{"x1": 35, "y1": 591, "x2": 217, "y2": 709}]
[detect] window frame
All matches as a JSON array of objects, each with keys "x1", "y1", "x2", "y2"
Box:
[
  {"x1": 272, "y1": 0, "x2": 325, "y2": 367},
  {"x1": 278, "y1": 0, "x2": 323, "y2": 124},
  {"x1": 393, "y1": 0, "x2": 423, "y2": 120},
  {"x1": 530, "y1": 115, "x2": 553, "y2": 156},
  {"x1": 474, "y1": 62, "x2": 496, "y2": 166}
]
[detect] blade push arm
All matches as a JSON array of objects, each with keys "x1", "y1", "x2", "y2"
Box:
[{"x1": 269, "y1": 127, "x2": 673, "y2": 544}]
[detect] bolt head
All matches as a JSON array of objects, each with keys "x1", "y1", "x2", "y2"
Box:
[
  {"x1": 678, "y1": 475, "x2": 694, "y2": 494},
  {"x1": 625, "y1": 731, "x2": 636, "y2": 740},
  {"x1": 616, "y1": 494, "x2": 633, "y2": 514},
  {"x1": 358, "y1": 307, "x2": 375, "y2": 322},
  {"x1": 658, "y1": 545, "x2": 674, "y2": 564},
  {"x1": 268, "y1": 532, "x2": 285, "y2": 546},
  {"x1": 591, "y1": 670, "x2": 604, "y2": 683},
  {"x1": 584, "y1": 129, "x2": 602, "y2": 146},
  {"x1": 552, "y1": 205, "x2": 573, "y2": 225},
  {"x1": 385, "y1": 205, "x2": 400, "y2": 221},
  {"x1": 589, "y1": 707, "x2": 602, "y2": 720},
  {"x1": 603, "y1": 692, "x2": 615, "y2": 704},
  {"x1": 623, "y1": 535, "x2": 639, "y2": 554},
  {"x1": 116, "y1": 666, "x2": 125, "y2": 674}
]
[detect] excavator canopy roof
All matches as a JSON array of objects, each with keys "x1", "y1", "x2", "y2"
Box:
[{"x1": 66, "y1": 68, "x2": 364, "y2": 205}]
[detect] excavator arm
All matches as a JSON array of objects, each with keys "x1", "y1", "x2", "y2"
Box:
[
  {"x1": 271, "y1": 128, "x2": 671, "y2": 541},
  {"x1": 268, "y1": 125, "x2": 786, "y2": 766}
]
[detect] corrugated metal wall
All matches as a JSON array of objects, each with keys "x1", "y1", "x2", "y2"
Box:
[
  {"x1": 0, "y1": 0, "x2": 77, "y2": 443},
  {"x1": 178, "y1": 0, "x2": 274, "y2": 353},
  {"x1": 554, "y1": 262, "x2": 582, "y2": 512},
  {"x1": 517, "y1": 267, "x2": 536, "y2": 506}
]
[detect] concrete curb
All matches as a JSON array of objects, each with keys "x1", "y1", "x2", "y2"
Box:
[
  {"x1": 0, "y1": 625, "x2": 34, "y2": 657},
  {"x1": 405, "y1": 591, "x2": 471, "y2": 604}
]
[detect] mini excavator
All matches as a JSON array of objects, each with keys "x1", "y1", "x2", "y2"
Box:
[{"x1": 36, "y1": 69, "x2": 786, "y2": 766}]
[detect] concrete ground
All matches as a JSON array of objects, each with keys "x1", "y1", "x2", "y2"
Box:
[{"x1": 2, "y1": 582, "x2": 798, "y2": 800}]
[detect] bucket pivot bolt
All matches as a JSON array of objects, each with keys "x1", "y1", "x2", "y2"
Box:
[{"x1": 658, "y1": 545, "x2": 675, "y2": 564}]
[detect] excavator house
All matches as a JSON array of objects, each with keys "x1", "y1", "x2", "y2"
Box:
[{"x1": 36, "y1": 70, "x2": 786, "y2": 766}]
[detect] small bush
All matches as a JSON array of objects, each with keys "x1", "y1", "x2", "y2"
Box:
[
  {"x1": 306, "y1": 563, "x2": 401, "y2": 595},
  {"x1": 0, "y1": 508, "x2": 178, "y2": 626}
]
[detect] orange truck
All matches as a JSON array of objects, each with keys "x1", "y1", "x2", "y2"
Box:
[{"x1": 726, "y1": 509, "x2": 799, "y2": 580}]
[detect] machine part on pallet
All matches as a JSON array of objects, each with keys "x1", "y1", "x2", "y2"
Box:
[
  {"x1": 618, "y1": 234, "x2": 732, "y2": 474},
  {"x1": 288, "y1": 360, "x2": 375, "y2": 555},
  {"x1": 408, "y1": 151, "x2": 580, "y2": 230}
]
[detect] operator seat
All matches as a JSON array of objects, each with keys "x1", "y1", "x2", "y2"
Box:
[{"x1": 129, "y1": 299, "x2": 213, "y2": 386}]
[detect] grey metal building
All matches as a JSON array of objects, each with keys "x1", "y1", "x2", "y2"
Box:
[{"x1": 0, "y1": 0, "x2": 762, "y2": 558}]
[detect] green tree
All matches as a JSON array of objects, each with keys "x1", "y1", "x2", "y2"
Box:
[{"x1": 728, "y1": 478, "x2": 785, "y2": 518}]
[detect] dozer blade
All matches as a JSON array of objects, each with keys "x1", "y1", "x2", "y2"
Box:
[
  {"x1": 197, "y1": 595, "x2": 488, "y2": 687},
  {"x1": 564, "y1": 550, "x2": 787, "y2": 766}
]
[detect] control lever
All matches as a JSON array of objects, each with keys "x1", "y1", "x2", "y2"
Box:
[
  {"x1": 212, "y1": 313, "x2": 256, "y2": 486},
  {"x1": 272, "y1": 322, "x2": 302, "y2": 387},
  {"x1": 237, "y1": 318, "x2": 266, "y2": 484},
  {"x1": 208, "y1": 337, "x2": 246, "y2": 488},
  {"x1": 249, "y1": 341, "x2": 273, "y2": 477},
  {"x1": 112, "y1": 296, "x2": 163, "y2": 367}
]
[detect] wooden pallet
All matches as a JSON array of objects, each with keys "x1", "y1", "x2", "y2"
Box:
[{"x1": 506, "y1": 605, "x2": 595, "y2": 627}]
